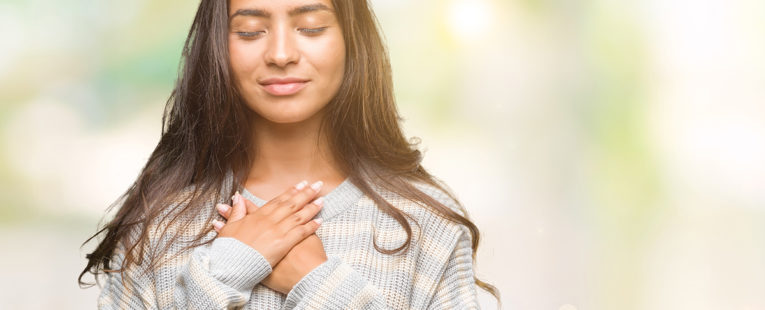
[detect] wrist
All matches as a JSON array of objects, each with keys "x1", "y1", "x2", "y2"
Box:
[
  {"x1": 284, "y1": 256, "x2": 344, "y2": 307},
  {"x1": 300, "y1": 255, "x2": 328, "y2": 277}
]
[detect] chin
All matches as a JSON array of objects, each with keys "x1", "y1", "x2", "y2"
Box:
[
  {"x1": 257, "y1": 105, "x2": 321, "y2": 124},
  {"x1": 261, "y1": 114, "x2": 310, "y2": 124},
  {"x1": 243, "y1": 89, "x2": 329, "y2": 125}
]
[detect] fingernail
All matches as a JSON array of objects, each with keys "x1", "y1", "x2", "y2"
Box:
[
  {"x1": 232, "y1": 192, "x2": 239, "y2": 205},
  {"x1": 312, "y1": 197, "x2": 324, "y2": 206},
  {"x1": 216, "y1": 203, "x2": 229, "y2": 213},
  {"x1": 212, "y1": 219, "x2": 223, "y2": 230},
  {"x1": 310, "y1": 180, "x2": 323, "y2": 191},
  {"x1": 295, "y1": 180, "x2": 308, "y2": 190},
  {"x1": 313, "y1": 218, "x2": 323, "y2": 225}
]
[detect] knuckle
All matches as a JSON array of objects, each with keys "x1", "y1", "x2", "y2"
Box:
[
  {"x1": 289, "y1": 214, "x2": 302, "y2": 224},
  {"x1": 287, "y1": 202, "x2": 300, "y2": 211},
  {"x1": 290, "y1": 226, "x2": 306, "y2": 238},
  {"x1": 296, "y1": 187, "x2": 312, "y2": 198},
  {"x1": 279, "y1": 188, "x2": 299, "y2": 201},
  {"x1": 309, "y1": 202, "x2": 321, "y2": 211},
  {"x1": 281, "y1": 200, "x2": 297, "y2": 210},
  {"x1": 303, "y1": 224, "x2": 313, "y2": 235}
]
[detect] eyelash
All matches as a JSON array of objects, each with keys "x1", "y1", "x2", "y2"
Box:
[{"x1": 236, "y1": 27, "x2": 328, "y2": 39}]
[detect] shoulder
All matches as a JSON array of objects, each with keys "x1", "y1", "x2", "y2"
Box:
[
  {"x1": 409, "y1": 180, "x2": 467, "y2": 218},
  {"x1": 403, "y1": 180, "x2": 475, "y2": 264},
  {"x1": 144, "y1": 185, "x2": 219, "y2": 250},
  {"x1": 373, "y1": 179, "x2": 472, "y2": 246},
  {"x1": 366, "y1": 179, "x2": 466, "y2": 216},
  {"x1": 405, "y1": 180, "x2": 469, "y2": 228}
]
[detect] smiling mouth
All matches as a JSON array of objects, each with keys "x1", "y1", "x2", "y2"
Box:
[{"x1": 260, "y1": 81, "x2": 309, "y2": 96}]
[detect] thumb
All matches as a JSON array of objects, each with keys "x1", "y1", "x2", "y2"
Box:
[{"x1": 229, "y1": 191, "x2": 247, "y2": 221}]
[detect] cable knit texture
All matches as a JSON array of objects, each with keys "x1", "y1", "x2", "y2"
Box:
[{"x1": 96, "y1": 169, "x2": 480, "y2": 309}]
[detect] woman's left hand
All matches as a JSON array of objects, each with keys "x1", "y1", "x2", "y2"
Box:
[{"x1": 214, "y1": 198, "x2": 328, "y2": 295}]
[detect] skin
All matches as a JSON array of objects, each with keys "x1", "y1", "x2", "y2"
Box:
[
  {"x1": 228, "y1": 0, "x2": 347, "y2": 194},
  {"x1": 213, "y1": 0, "x2": 348, "y2": 294},
  {"x1": 216, "y1": 183, "x2": 326, "y2": 294}
]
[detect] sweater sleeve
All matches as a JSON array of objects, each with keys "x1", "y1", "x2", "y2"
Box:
[
  {"x1": 279, "y1": 226, "x2": 480, "y2": 310},
  {"x1": 425, "y1": 226, "x2": 480, "y2": 309},
  {"x1": 280, "y1": 255, "x2": 391, "y2": 310},
  {"x1": 97, "y1": 233, "x2": 273, "y2": 309}
]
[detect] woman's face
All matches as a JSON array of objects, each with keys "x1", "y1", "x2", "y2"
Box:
[{"x1": 228, "y1": 0, "x2": 345, "y2": 124}]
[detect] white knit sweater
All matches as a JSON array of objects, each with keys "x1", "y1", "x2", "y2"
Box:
[{"x1": 96, "y1": 170, "x2": 480, "y2": 309}]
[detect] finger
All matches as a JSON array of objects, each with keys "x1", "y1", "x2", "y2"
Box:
[
  {"x1": 280, "y1": 196, "x2": 323, "y2": 229},
  {"x1": 258, "y1": 180, "x2": 307, "y2": 214},
  {"x1": 242, "y1": 196, "x2": 259, "y2": 214},
  {"x1": 270, "y1": 180, "x2": 323, "y2": 222},
  {"x1": 229, "y1": 191, "x2": 247, "y2": 222},
  {"x1": 284, "y1": 217, "x2": 322, "y2": 247},
  {"x1": 216, "y1": 203, "x2": 231, "y2": 219},
  {"x1": 212, "y1": 219, "x2": 224, "y2": 232}
]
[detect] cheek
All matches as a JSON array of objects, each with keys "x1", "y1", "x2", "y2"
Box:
[
  {"x1": 330, "y1": 45, "x2": 346, "y2": 76},
  {"x1": 228, "y1": 40, "x2": 256, "y2": 77},
  {"x1": 313, "y1": 35, "x2": 346, "y2": 84}
]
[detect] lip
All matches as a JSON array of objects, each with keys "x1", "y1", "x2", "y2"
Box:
[{"x1": 258, "y1": 77, "x2": 310, "y2": 96}]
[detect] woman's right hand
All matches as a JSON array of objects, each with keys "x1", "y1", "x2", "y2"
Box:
[{"x1": 213, "y1": 180, "x2": 325, "y2": 268}]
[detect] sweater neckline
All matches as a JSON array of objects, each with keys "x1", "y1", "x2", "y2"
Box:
[{"x1": 237, "y1": 177, "x2": 364, "y2": 221}]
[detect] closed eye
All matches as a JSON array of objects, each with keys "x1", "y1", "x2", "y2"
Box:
[
  {"x1": 299, "y1": 27, "x2": 328, "y2": 34},
  {"x1": 235, "y1": 27, "x2": 328, "y2": 40},
  {"x1": 237, "y1": 31, "x2": 265, "y2": 38}
]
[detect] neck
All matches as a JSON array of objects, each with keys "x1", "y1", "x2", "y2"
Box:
[{"x1": 247, "y1": 111, "x2": 345, "y2": 193}]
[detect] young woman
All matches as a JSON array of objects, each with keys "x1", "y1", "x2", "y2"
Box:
[{"x1": 79, "y1": 0, "x2": 499, "y2": 308}]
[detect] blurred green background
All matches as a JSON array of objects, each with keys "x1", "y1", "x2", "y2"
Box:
[{"x1": 1, "y1": 0, "x2": 764, "y2": 309}]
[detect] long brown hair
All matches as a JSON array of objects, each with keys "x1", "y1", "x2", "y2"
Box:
[{"x1": 79, "y1": 0, "x2": 500, "y2": 305}]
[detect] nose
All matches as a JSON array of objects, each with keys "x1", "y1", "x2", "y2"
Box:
[{"x1": 263, "y1": 24, "x2": 300, "y2": 68}]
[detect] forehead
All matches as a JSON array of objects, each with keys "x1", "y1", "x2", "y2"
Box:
[{"x1": 228, "y1": 0, "x2": 336, "y2": 19}]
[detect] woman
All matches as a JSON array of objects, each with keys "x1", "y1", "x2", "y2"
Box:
[{"x1": 79, "y1": 0, "x2": 499, "y2": 308}]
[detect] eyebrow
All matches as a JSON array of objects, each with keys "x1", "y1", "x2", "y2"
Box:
[{"x1": 229, "y1": 3, "x2": 334, "y2": 20}]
